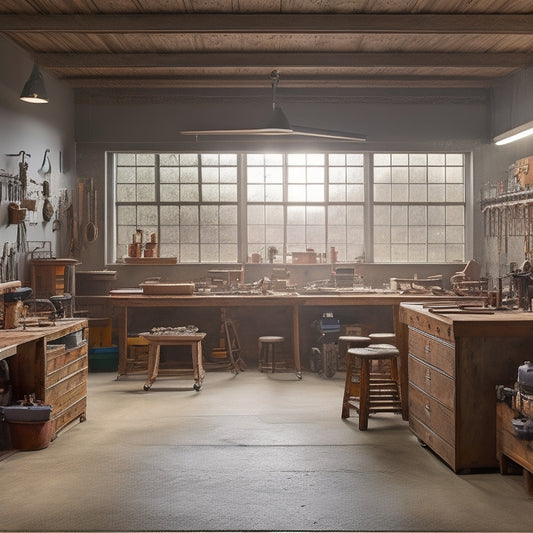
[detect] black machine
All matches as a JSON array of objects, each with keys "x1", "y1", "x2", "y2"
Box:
[
  {"x1": 496, "y1": 360, "x2": 533, "y2": 440},
  {"x1": 310, "y1": 312, "x2": 341, "y2": 378}
]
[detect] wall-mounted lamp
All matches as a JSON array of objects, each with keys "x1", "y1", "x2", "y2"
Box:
[
  {"x1": 493, "y1": 119, "x2": 533, "y2": 146},
  {"x1": 20, "y1": 63, "x2": 48, "y2": 104}
]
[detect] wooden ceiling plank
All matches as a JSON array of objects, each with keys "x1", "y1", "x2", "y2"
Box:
[
  {"x1": 35, "y1": 51, "x2": 533, "y2": 69},
  {"x1": 1, "y1": 13, "x2": 533, "y2": 34}
]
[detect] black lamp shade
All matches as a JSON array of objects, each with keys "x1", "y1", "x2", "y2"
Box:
[{"x1": 20, "y1": 63, "x2": 48, "y2": 103}]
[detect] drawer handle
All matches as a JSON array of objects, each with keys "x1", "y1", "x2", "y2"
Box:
[
  {"x1": 424, "y1": 344, "x2": 431, "y2": 353},
  {"x1": 425, "y1": 404, "x2": 431, "y2": 412},
  {"x1": 425, "y1": 371, "x2": 432, "y2": 381}
]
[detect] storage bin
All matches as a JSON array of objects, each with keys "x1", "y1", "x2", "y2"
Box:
[
  {"x1": 2, "y1": 405, "x2": 52, "y2": 422},
  {"x1": 8, "y1": 420, "x2": 55, "y2": 451},
  {"x1": 88, "y1": 317, "x2": 112, "y2": 348},
  {"x1": 125, "y1": 336, "x2": 150, "y2": 373},
  {"x1": 89, "y1": 346, "x2": 119, "y2": 372},
  {"x1": 1, "y1": 405, "x2": 54, "y2": 451}
]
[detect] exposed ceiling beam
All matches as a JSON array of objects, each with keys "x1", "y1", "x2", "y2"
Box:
[
  {"x1": 37, "y1": 51, "x2": 533, "y2": 69},
  {"x1": 1, "y1": 13, "x2": 533, "y2": 34},
  {"x1": 67, "y1": 75, "x2": 493, "y2": 89}
]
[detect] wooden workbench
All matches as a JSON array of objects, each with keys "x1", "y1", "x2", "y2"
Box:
[
  {"x1": 0, "y1": 319, "x2": 88, "y2": 444},
  {"x1": 109, "y1": 290, "x2": 480, "y2": 391},
  {"x1": 399, "y1": 303, "x2": 533, "y2": 472}
]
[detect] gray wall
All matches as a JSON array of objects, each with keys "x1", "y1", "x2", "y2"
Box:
[
  {"x1": 474, "y1": 68, "x2": 533, "y2": 282},
  {"x1": 75, "y1": 88, "x2": 488, "y2": 287},
  {"x1": 0, "y1": 36, "x2": 76, "y2": 282}
]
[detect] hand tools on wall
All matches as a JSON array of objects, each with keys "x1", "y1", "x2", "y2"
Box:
[{"x1": 6, "y1": 151, "x2": 30, "y2": 201}]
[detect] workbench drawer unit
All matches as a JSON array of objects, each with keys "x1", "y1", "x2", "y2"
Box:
[
  {"x1": 408, "y1": 327, "x2": 456, "y2": 469},
  {"x1": 45, "y1": 338, "x2": 88, "y2": 434},
  {"x1": 403, "y1": 306, "x2": 533, "y2": 473}
]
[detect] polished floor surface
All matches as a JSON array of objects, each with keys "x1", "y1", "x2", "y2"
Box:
[{"x1": 1, "y1": 369, "x2": 532, "y2": 532}]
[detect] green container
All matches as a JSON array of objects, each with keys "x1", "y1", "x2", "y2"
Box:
[{"x1": 89, "y1": 346, "x2": 118, "y2": 372}]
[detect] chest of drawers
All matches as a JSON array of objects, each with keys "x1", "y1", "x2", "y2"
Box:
[{"x1": 401, "y1": 304, "x2": 533, "y2": 473}]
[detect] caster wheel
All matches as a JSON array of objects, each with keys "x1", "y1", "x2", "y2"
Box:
[
  {"x1": 296, "y1": 372, "x2": 303, "y2": 380},
  {"x1": 193, "y1": 383, "x2": 201, "y2": 391},
  {"x1": 143, "y1": 384, "x2": 151, "y2": 391}
]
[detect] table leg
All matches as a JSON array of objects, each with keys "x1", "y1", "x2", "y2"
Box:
[
  {"x1": 292, "y1": 304, "x2": 302, "y2": 379},
  {"x1": 116, "y1": 306, "x2": 128, "y2": 380},
  {"x1": 392, "y1": 304, "x2": 409, "y2": 421},
  {"x1": 358, "y1": 357, "x2": 370, "y2": 431},
  {"x1": 144, "y1": 344, "x2": 160, "y2": 391},
  {"x1": 192, "y1": 340, "x2": 205, "y2": 391}
]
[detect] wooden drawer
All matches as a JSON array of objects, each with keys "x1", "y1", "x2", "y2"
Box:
[
  {"x1": 46, "y1": 342, "x2": 87, "y2": 375},
  {"x1": 409, "y1": 414, "x2": 456, "y2": 470},
  {"x1": 53, "y1": 396, "x2": 86, "y2": 434},
  {"x1": 408, "y1": 327, "x2": 455, "y2": 377},
  {"x1": 409, "y1": 383, "x2": 455, "y2": 445},
  {"x1": 45, "y1": 368, "x2": 87, "y2": 407},
  {"x1": 46, "y1": 356, "x2": 88, "y2": 388},
  {"x1": 408, "y1": 355, "x2": 455, "y2": 410}
]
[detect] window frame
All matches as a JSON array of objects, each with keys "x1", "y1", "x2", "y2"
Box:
[{"x1": 106, "y1": 151, "x2": 472, "y2": 265}]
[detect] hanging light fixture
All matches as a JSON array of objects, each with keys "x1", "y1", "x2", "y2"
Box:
[
  {"x1": 181, "y1": 70, "x2": 366, "y2": 142},
  {"x1": 20, "y1": 63, "x2": 48, "y2": 104}
]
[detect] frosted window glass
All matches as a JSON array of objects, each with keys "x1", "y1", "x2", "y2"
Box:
[
  {"x1": 374, "y1": 184, "x2": 391, "y2": 202},
  {"x1": 116, "y1": 167, "x2": 135, "y2": 183},
  {"x1": 116, "y1": 184, "x2": 135, "y2": 202},
  {"x1": 180, "y1": 184, "x2": 199, "y2": 202},
  {"x1": 137, "y1": 184, "x2": 155, "y2": 202},
  {"x1": 180, "y1": 226, "x2": 198, "y2": 244},
  {"x1": 117, "y1": 154, "x2": 135, "y2": 165},
  {"x1": 137, "y1": 205, "x2": 158, "y2": 225}
]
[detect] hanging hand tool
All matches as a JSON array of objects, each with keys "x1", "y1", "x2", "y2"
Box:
[
  {"x1": 0, "y1": 243, "x2": 7, "y2": 283},
  {"x1": 6, "y1": 151, "x2": 30, "y2": 201},
  {"x1": 42, "y1": 180, "x2": 54, "y2": 222},
  {"x1": 38, "y1": 148, "x2": 51, "y2": 176}
]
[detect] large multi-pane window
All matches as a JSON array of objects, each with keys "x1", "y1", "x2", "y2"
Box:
[
  {"x1": 246, "y1": 153, "x2": 365, "y2": 262},
  {"x1": 115, "y1": 153, "x2": 238, "y2": 262},
  {"x1": 111, "y1": 152, "x2": 466, "y2": 264},
  {"x1": 373, "y1": 153, "x2": 465, "y2": 262}
]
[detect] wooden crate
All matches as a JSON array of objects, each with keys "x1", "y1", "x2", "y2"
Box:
[{"x1": 125, "y1": 336, "x2": 150, "y2": 373}]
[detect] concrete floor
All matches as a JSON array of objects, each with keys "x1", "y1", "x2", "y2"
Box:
[{"x1": 1, "y1": 368, "x2": 532, "y2": 532}]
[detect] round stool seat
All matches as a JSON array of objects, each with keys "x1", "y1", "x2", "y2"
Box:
[
  {"x1": 348, "y1": 346, "x2": 399, "y2": 360},
  {"x1": 368, "y1": 343, "x2": 399, "y2": 354},
  {"x1": 338, "y1": 335, "x2": 371, "y2": 347},
  {"x1": 369, "y1": 332, "x2": 395, "y2": 344},
  {"x1": 258, "y1": 336, "x2": 284, "y2": 343}
]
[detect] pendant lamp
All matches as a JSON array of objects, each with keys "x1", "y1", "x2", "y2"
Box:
[{"x1": 20, "y1": 63, "x2": 48, "y2": 104}]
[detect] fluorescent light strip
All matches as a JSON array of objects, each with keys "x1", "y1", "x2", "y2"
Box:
[{"x1": 494, "y1": 120, "x2": 533, "y2": 146}]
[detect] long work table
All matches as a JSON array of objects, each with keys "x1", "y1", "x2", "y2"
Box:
[{"x1": 109, "y1": 290, "x2": 481, "y2": 408}]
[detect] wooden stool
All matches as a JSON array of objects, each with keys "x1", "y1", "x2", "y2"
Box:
[
  {"x1": 369, "y1": 332, "x2": 396, "y2": 373},
  {"x1": 343, "y1": 346, "x2": 403, "y2": 430},
  {"x1": 258, "y1": 336, "x2": 285, "y2": 373},
  {"x1": 340, "y1": 336, "x2": 371, "y2": 418}
]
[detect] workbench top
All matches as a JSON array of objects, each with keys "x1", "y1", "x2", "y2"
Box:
[
  {"x1": 0, "y1": 319, "x2": 88, "y2": 360},
  {"x1": 400, "y1": 302, "x2": 533, "y2": 338}
]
